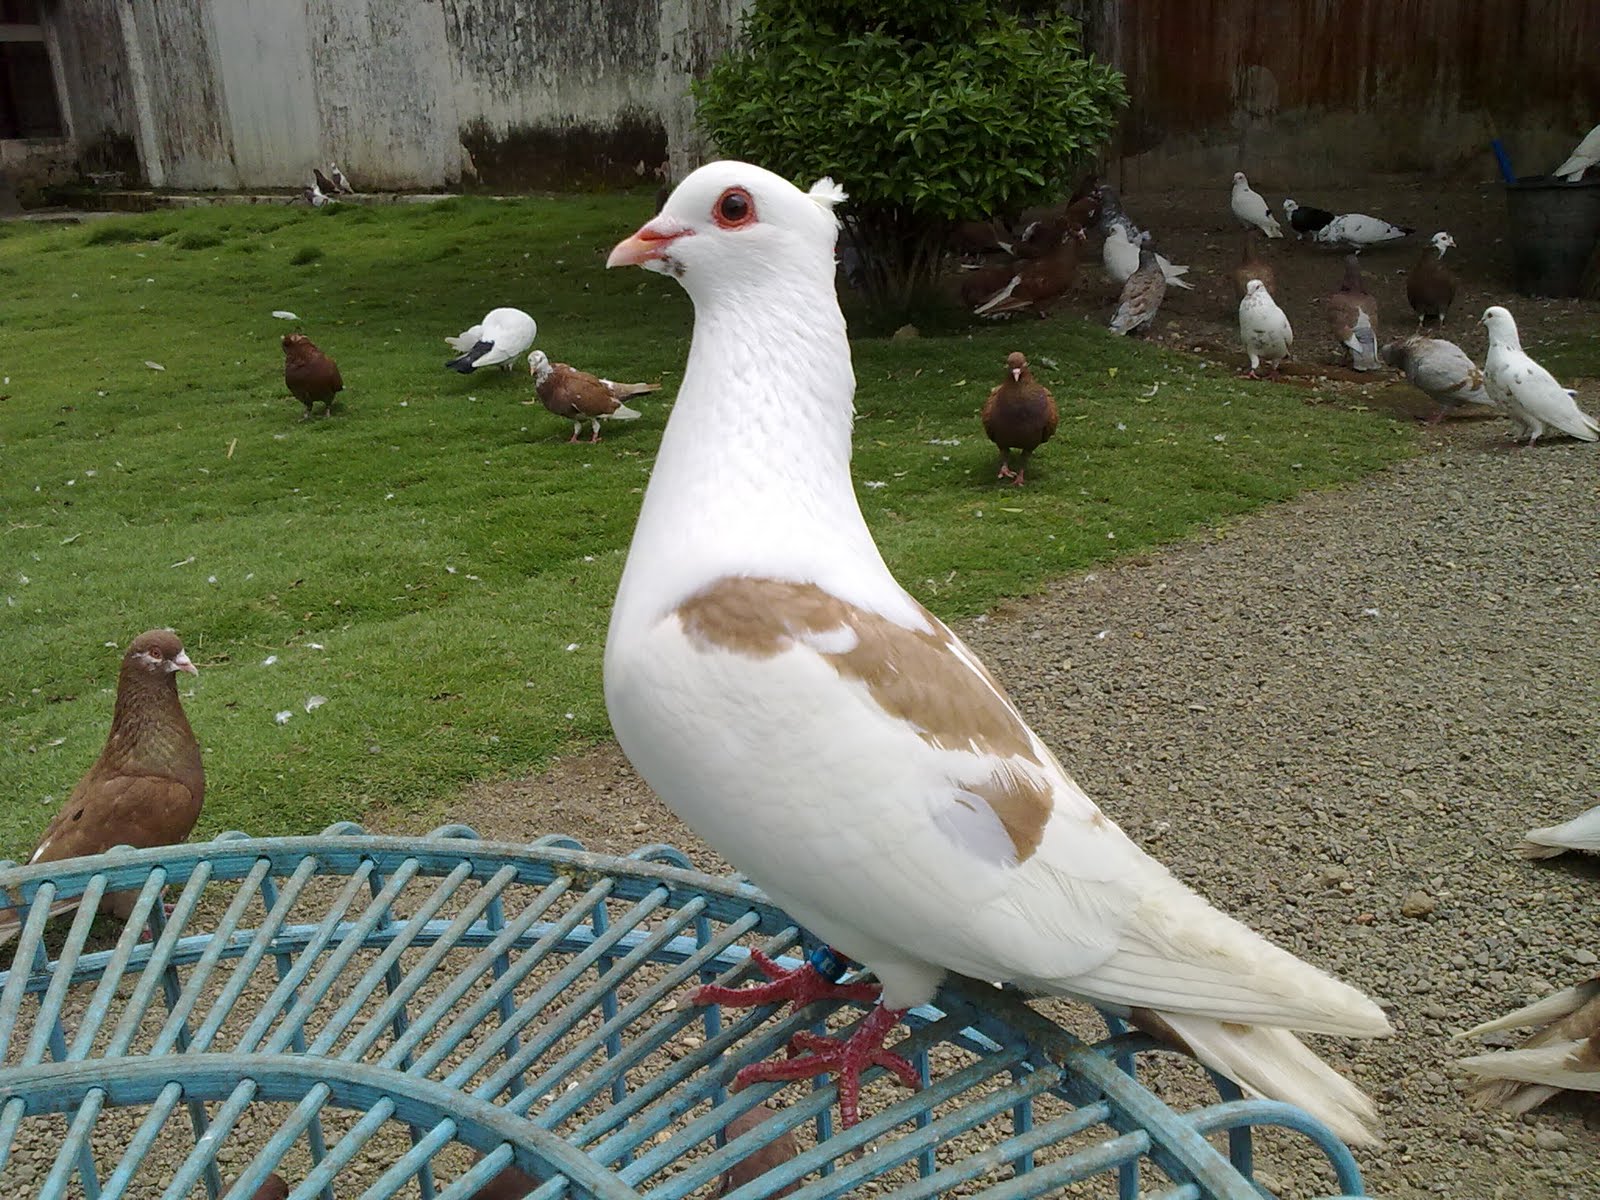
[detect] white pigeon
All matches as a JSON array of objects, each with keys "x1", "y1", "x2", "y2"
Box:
[
  {"x1": 1310, "y1": 214, "x2": 1413, "y2": 249},
  {"x1": 1101, "y1": 221, "x2": 1193, "y2": 290},
  {"x1": 1481, "y1": 306, "x2": 1600, "y2": 445},
  {"x1": 303, "y1": 181, "x2": 333, "y2": 208},
  {"x1": 602, "y1": 160, "x2": 1391, "y2": 1143},
  {"x1": 1519, "y1": 803, "x2": 1600, "y2": 859},
  {"x1": 444, "y1": 307, "x2": 538, "y2": 373},
  {"x1": 1229, "y1": 172, "x2": 1282, "y2": 238},
  {"x1": 1553, "y1": 123, "x2": 1600, "y2": 181},
  {"x1": 1238, "y1": 279, "x2": 1293, "y2": 378}
]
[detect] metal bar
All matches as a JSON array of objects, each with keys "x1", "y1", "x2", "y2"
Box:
[
  {"x1": 156, "y1": 1077, "x2": 258, "y2": 1200},
  {"x1": 38, "y1": 1086, "x2": 104, "y2": 1200},
  {"x1": 95, "y1": 1081, "x2": 185, "y2": 1199}
]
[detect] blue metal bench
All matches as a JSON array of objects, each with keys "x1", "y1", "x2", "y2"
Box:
[{"x1": 0, "y1": 825, "x2": 1369, "y2": 1199}]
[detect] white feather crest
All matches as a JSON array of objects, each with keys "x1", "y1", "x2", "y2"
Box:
[{"x1": 808, "y1": 177, "x2": 848, "y2": 210}]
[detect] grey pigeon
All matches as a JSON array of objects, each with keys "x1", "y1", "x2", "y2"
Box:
[
  {"x1": 1381, "y1": 336, "x2": 1493, "y2": 424},
  {"x1": 1108, "y1": 234, "x2": 1167, "y2": 336}
]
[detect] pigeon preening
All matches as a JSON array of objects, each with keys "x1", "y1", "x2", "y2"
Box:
[
  {"x1": 445, "y1": 307, "x2": 538, "y2": 373},
  {"x1": 1553, "y1": 123, "x2": 1600, "y2": 181},
  {"x1": 528, "y1": 350, "x2": 657, "y2": 442},
  {"x1": 1108, "y1": 234, "x2": 1167, "y2": 336},
  {"x1": 971, "y1": 222, "x2": 1078, "y2": 318},
  {"x1": 1230, "y1": 232, "x2": 1276, "y2": 303},
  {"x1": 1519, "y1": 803, "x2": 1600, "y2": 859},
  {"x1": 1101, "y1": 222, "x2": 1193, "y2": 291},
  {"x1": 602, "y1": 159, "x2": 1391, "y2": 1141},
  {"x1": 1406, "y1": 232, "x2": 1458, "y2": 324},
  {"x1": 1481, "y1": 306, "x2": 1600, "y2": 445},
  {"x1": 282, "y1": 333, "x2": 344, "y2": 417},
  {"x1": 1381, "y1": 336, "x2": 1494, "y2": 425},
  {"x1": 0, "y1": 630, "x2": 204, "y2": 947},
  {"x1": 1459, "y1": 975, "x2": 1600, "y2": 1113},
  {"x1": 1325, "y1": 255, "x2": 1381, "y2": 371},
  {"x1": 1310, "y1": 214, "x2": 1413, "y2": 249},
  {"x1": 1282, "y1": 199, "x2": 1336, "y2": 239},
  {"x1": 1230, "y1": 172, "x2": 1283, "y2": 238},
  {"x1": 1239, "y1": 279, "x2": 1293, "y2": 379},
  {"x1": 981, "y1": 351, "x2": 1058, "y2": 485}
]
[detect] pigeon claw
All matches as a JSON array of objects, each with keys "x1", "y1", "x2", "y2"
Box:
[
  {"x1": 691, "y1": 948, "x2": 880, "y2": 1010},
  {"x1": 730, "y1": 1005, "x2": 919, "y2": 1128},
  {"x1": 997, "y1": 464, "x2": 1017, "y2": 480}
]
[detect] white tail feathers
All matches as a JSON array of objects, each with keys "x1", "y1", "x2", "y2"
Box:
[
  {"x1": 1461, "y1": 977, "x2": 1599, "y2": 1040},
  {"x1": 609, "y1": 403, "x2": 642, "y2": 422},
  {"x1": 1520, "y1": 804, "x2": 1600, "y2": 858},
  {"x1": 1458, "y1": 977, "x2": 1600, "y2": 1113}
]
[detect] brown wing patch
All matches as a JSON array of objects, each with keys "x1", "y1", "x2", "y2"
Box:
[
  {"x1": 34, "y1": 774, "x2": 202, "y2": 865},
  {"x1": 676, "y1": 576, "x2": 1052, "y2": 861},
  {"x1": 550, "y1": 365, "x2": 623, "y2": 417}
]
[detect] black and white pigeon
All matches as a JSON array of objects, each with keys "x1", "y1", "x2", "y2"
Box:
[
  {"x1": 328, "y1": 163, "x2": 356, "y2": 194},
  {"x1": 1282, "y1": 199, "x2": 1336, "y2": 239},
  {"x1": 1311, "y1": 214, "x2": 1413, "y2": 249},
  {"x1": 444, "y1": 308, "x2": 538, "y2": 373}
]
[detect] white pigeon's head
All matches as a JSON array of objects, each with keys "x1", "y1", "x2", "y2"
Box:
[
  {"x1": 1282, "y1": 199, "x2": 1298, "y2": 215},
  {"x1": 1431, "y1": 231, "x2": 1456, "y2": 254},
  {"x1": 607, "y1": 161, "x2": 845, "y2": 299},
  {"x1": 1479, "y1": 305, "x2": 1517, "y2": 343},
  {"x1": 528, "y1": 349, "x2": 551, "y2": 380},
  {"x1": 1232, "y1": 171, "x2": 1249, "y2": 188},
  {"x1": 1244, "y1": 278, "x2": 1269, "y2": 300}
]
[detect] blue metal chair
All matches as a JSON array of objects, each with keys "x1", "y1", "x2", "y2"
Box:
[{"x1": 0, "y1": 825, "x2": 1370, "y2": 1199}]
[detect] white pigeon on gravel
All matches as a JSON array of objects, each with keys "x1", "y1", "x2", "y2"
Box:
[
  {"x1": 444, "y1": 307, "x2": 538, "y2": 373},
  {"x1": 1238, "y1": 279, "x2": 1293, "y2": 378},
  {"x1": 1554, "y1": 123, "x2": 1600, "y2": 181},
  {"x1": 1229, "y1": 172, "x2": 1282, "y2": 238},
  {"x1": 602, "y1": 159, "x2": 1391, "y2": 1142},
  {"x1": 1381, "y1": 336, "x2": 1494, "y2": 424},
  {"x1": 1481, "y1": 306, "x2": 1600, "y2": 445},
  {"x1": 1102, "y1": 221, "x2": 1193, "y2": 290},
  {"x1": 1310, "y1": 214, "x2": 1413, "y2": 249},
  {"x1": 1519, "y1": 803, "x2": 1600, "y2": 859}
]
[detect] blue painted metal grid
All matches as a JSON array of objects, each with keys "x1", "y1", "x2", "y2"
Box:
[{"x1": 0, "y1": 825, "x2": 1370, "y2": 1199}]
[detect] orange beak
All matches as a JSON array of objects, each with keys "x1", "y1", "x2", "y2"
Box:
[{"x1": 607, "y1": 217, "x2": 692, "y2": 268}]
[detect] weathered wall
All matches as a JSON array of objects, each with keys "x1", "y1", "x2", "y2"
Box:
[
  {"x1": 1075, "y1": 0, "x2": 1600, "y2": 186},
  {"x1": 40, "y1": 0, "x2": 139, "y2": 177}
]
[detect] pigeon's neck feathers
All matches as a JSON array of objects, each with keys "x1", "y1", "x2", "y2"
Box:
[{"x1": 104, "y1": 668, "x2": 201, "y2": 787}]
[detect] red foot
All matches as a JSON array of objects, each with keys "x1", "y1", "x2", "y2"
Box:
[
  {"x1": 997, "y1": 464, "x2": 1017, "y2": 480},
  {"x1": 730, "y1": 1005, "x2": 920, "y2": 1127},
  {"x1": 1242, "y1": 369, "x2": 1260, "y2": 380},
  {"x1": 589, "y1": 431, "x2": 603, "y2": 443},
  {"x1": 567, "y1": 432, "x2": 581, "y2": 443},
  {"x1": 691, "y1": 949, "x2": 879, "y2": 1010},
  {"x1": 1010, "y1": 471, "x2": 1026, "y2": 487}
]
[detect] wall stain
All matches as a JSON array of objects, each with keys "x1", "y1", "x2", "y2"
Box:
[{"x1": 459, "y1": 112, "x2": 667, "y2": 191}]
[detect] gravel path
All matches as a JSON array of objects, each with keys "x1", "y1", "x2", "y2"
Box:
[{"x1": 457, "y1": 417, "x2": 1600, "y2": 1200}]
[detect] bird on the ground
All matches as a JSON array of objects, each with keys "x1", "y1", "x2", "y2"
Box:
[
  {"x1": 1519, "y1": 803, "x2": 1600, "y2": 859},
  {"x1": 445, "y1": 307, "x2": 538, "y2": 373},
  {"x1": 1381, "y1": 336, "x2": 1493, "y2": 424},
  {"x1": 313, "y1": 167, "x2": 339, "y2": 196},
  {"x1": 1554, "y1": 123, "x2": 1600, "y2": 181},
  {"x1": 0, "y1": 630, "x2": 203, "y2": 947},
  {"x1": 1102, "y1": 221, "x2": 1193, "y2": 290},
  {"x1": 328, "y1": 163, "x2": 355, "y2": 194},
  {"x1": 1239, "y1": 279, "x2": 1293, "y2": 378},
  {"x1": 1459, "y1": 975, "x2": 1600, "y2": 1113},
  {"x1": 1230, "y1": 231, "x2": 1277, "y2": 303},
  {"x1": 302, "y1": 181, "x2": 333, "y2": 208},
  {"x1": 1108, "y1": 234, "x2": 1167, "y2": 335},
  {"x1": 981, "y1": 351, "x2": 1057, "y2": 486},
  {"x1": 1311, "y1": 214, "x2": 1413, "y2": 249},
  {"x1": 1230, "y1": 172, "x2": 1283, "y2": 238},
  {"x1": 1282, "y1": 199, "x2": 1336, "y2": 239},
  {"x1": 1482, "y1": 306, "x2": 1600, "y2": 445},
  {"x1": 602, "y1": 160, "x2": 1391, "y2": 1141},
  {"x1": 1018, "y1": 190, "x2": 1101, "y2": 249},
  {"x1": 282, "y1": 333, "x2": 343, "y2": 417},
  {"x1": 528, "y1": 350, "x2": 656, "y2": 442},
  {"x1": 238, "y1": 1175, "x2": 288, "y2": 1200},
  {"x1": 972, "y1": 222, "x2": 1078, "y2": 318},
  {"x1": 1406, "y1": 232, "x2": 1458, "y2": 324},
  {"x1": 1325, "y1": 255, "x2": 1381, "y2": 371}
]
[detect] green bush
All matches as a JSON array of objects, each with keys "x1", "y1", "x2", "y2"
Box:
[{"x1": 694, "y1": 0, "x2": 1126, "y2": 314}]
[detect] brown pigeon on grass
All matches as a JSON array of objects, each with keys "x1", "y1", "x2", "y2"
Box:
[
  {"x1": 981, "y1": 351, "x2": 1058, "y2": 485},
  {"x1": 282, "y1": 333, "x2": 344, "y2": 418},
  {"x1": 1, "y1": 629, "x2": 204, "y2": 945},
  {"x1": 528, "y1": 350, "x2": 658, "y2": 443}
]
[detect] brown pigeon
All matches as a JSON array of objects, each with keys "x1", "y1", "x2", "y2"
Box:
[
  {"x1": 981, "y1": 351, "x2": 1058, "y2": 485},
  {"x1": 715, "y1": 1102, "x2": 801, "y2": 1197},
  {"x1": 282, "y1": 333, "x2": 344, "y2": 418},
  {"x1": 1, "y1": 630, "x2": 204, "y2": 945},
  {"x1": 1406, "y1": 232, "x2": 1458, "y2": 325},
  {"x1": 1230, "y1": 232, "x2": 1277, "y2": 304},
  {"x1": 527, "y1": 350, "x2": 658, "y2": 443},
  {"x1": 950, "y1": 218, "x2": 1015, "y2": 256},
  {"x1": 971, "y1": 225, "x2": 1079, "y2": 318},
  {"x1": 245, "y1": 1175, "x2": 289, "y2": 1200},
  {"x1": 1324, "y1": 255, "x2": 1381, "y2": 370},
  {"x1": 467, "y1": 1161, "x2": 541, "y2": 1200}
]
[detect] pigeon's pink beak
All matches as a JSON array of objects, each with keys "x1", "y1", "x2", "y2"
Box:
[
  {"x1": 174, "y1": 651, "x2": 198, "y2": 676},
  {"x1": 1011, "y1": 368, "x2": 1021, "y2": 381},
  {"x1": 607, "y1": 217, "x2": 692, "y2": 268}
]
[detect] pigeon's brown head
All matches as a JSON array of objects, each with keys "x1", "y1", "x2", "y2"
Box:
[
  {"x1": 282, "y1": 333, "x2": 311, "y2": 356},
  {"x1": 125, "y1": 629, "x2": 198, "y2": 678},
  {"x1": 607, "y1": 160, "x2": 846, "y2": 295},
  {"x1": 1005, "y1": 351, "x2": 1027, "y2": 382}
]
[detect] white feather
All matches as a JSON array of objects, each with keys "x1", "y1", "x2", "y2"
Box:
[
  {"x1": 1312, "y1": 214, "x2": 1411, "y2": 248},
  {"x1": 448, "y1": 307, "x2": 537, "y2": 369},
  {"x1": 1553, "y1": 123, "x2": 1600, "y2": 181},
  {"x1": 1520, "y1": 803, "x2": 1600, "y2": 857},
  {"x1": 1238, "y1": 280, "x2": 1292, "y2": 373}
]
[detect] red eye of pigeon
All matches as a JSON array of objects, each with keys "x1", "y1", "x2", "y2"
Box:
[{"x1": 713, "y1": 187, "x2": 755, "y2": 229}]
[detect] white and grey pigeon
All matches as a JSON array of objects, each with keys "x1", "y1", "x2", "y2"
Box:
[
  {"x1": 1310, "y1": 214, "x2": 1413, "y2": 249},
  {"x1": 1101, "y1": 222, "x2": 1193, "y2": 290},
  {"x1": 1553, "y1": 123, "x2": 1600, "y2": 181},
  {"x1": 1481, "y1": 306, "x2": 1600, "y2": 445},
  {"x1": 602, "y1": 159, "x2": 1391, "y2": 1142},
  {"x1": 1519, "y1": 803, "x2": 1600, "y2": 859},
  {"x1": 444, "y1": 307, "x2": 538, "y2": 373},
  {"x1": 1230, "y1": 172, "x2": 1283, "y2": 238},
  {"x1": 303, "y1": 180, "x2": 334, "y2": 208},
  {"x1": 1381, "y1": 336, "x2": 1494, "y2": 424},
  {"x1": 1238, "y1": 279, "x2": 1293, "y2": 378},
  {"x1": 329, "y1": 163, "x2": 356, "y2": 195}
]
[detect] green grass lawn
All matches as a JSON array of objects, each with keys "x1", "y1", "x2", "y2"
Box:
[{"x1": 0, "y1": 194, "x2": 1415, "y2": 859}]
